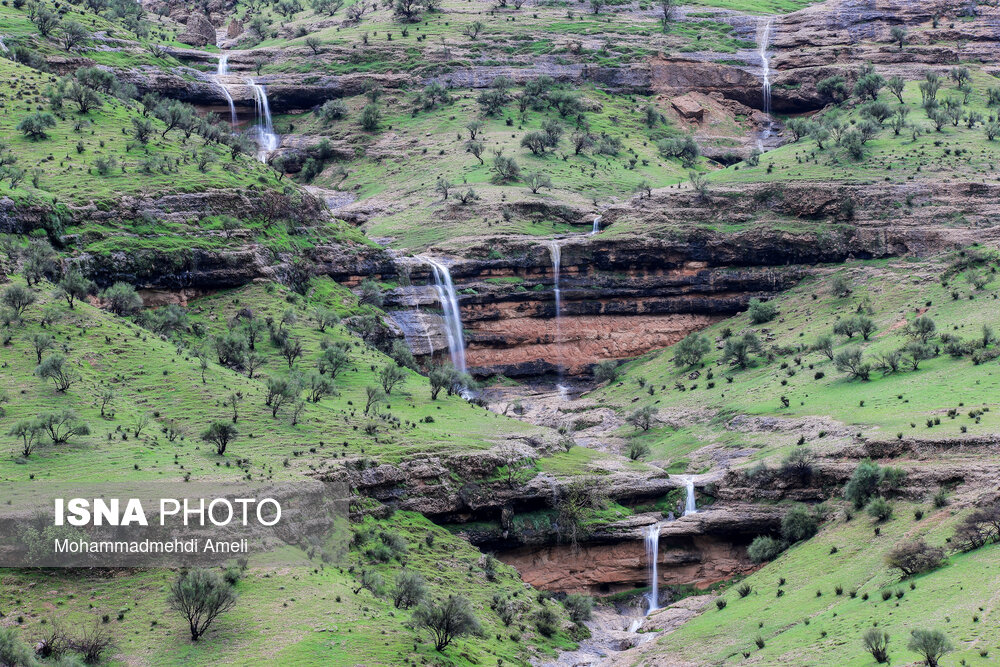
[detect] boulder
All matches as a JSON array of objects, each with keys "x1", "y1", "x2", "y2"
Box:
[
  {"x1": 178, "y1": 14, "x2": 216, "y2": 47},
  {"x1": 670, "y1": 94, "x2": 704, "y2": 121}
]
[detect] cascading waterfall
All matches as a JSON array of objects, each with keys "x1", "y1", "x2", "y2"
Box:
[
  {"x1": 246, "y1": 78, "x2": 280, "y2": 160},
  {"x1": 590, "y1": 215, "x2": 602, "y2": 236},
  {"x1": 680, "y1": 476, "x2": 698, "y2": 516},
  {"x1": 424, "y1": 257, "x2": 467, "y2": 376},
  {"x1": 544, "y1": 240, "x2": 567, "y2": 398},
  {"x1": 644, "y1": 523, "x2": 662, "y2": 615},
  {"x1": 215, "y1": 54, "x2": 237, "y2": 129},
  {"x1": 756, "y1": 16, "x2": 775, "y2": 150}
]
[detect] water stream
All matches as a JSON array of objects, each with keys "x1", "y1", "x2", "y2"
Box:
[
  {"x1": 215, "y1": 54, "x2": 237, "y2": 129},
  {"x1": 246, "y1": 78, "x2": 280, "y2": 161},
  {"x1": 644, "y1": 522, "x2": 663, "y2": 615},
  {"x1": 544, "y1": 241, "x2": 566, "y2": 398},
  {"x1": 590, "y1": 215, "x2": 602, "y2": 236},
  {"x1": 756, "y1": 16, "x2": 776, "y2": 150},
  {"x1": 683, "y1": 477, "x2": 697, "y2": 516},
  {"x1": 424, "y1": 257, "x2": 467, "y2": 376}
]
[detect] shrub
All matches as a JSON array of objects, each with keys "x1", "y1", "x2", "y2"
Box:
[
  {"x1": 392, "y1": 570, "x2": 427, "y2": 609},
  {"x1": 866, "y1": 497, "x2": 893, "y2": 522},
  {"x1": 414, "y1": 594, "x2": 484, "y2": 651},
  {"x1": 167, "y1": 568, "x2": 238, "y2": 641},
  {"x1": 844, "y1": 460, "x2": 883, "y2": 509},
  {"x1": 593, "y1": 360, "x2": 619, "y2": 383},
  {"x1": 781, "y1": 504, "x2": 818, "y2": 542},
  {"x1": 17, "y1": 111, "x2": 57, "y2": 140},
  {"x1": 673, "y1": 332, "x2": 711, "y2": 368},
  {"x1": 534, "y1": 605, "x2": 560, "y2": 637},
  {"x1": 862, "y1": 628, "x2": 890, "y2": 663},
  {"x1": 737, "y1": 583, "x2": 752, "y2": 598},
  {"x1": 747, "y1": 298, "x2": 778, "y2": 324},
  {"x1": 885, "y1": 541, "x2": 945, "y2": 576},
  {"x1": 747, "y1": 535, "x2": 786, "y2": 564},
  {"x1": 563, "y1": 594, "x2": 593, "y2": 624},
  {"x1": 101, "y1": 282, "x2": 143, "y2": 316},
  {"x1": 907, "y1": 629, "x2": 952, "y2": 667}
]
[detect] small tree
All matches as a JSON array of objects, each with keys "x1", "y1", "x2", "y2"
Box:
[
  {"x1": 57, "y1": 268, "x2": 94, "y2": 309},
  {"x1": 31, "y1": 333, "x2": 55, "y2": 364},
  {"x1": 526, "y1": 172, "x2": 552, "y2": 194},
  {"x1": 265, "y1": 377, "x2": 298, "y2": 418},
  {"x1": 280, "y1": 337, "x2": 304, "y2": 368},
  {"x1": 413, "y1": 595, "x2": 483, "y2": 652},
  {"x1": 35, "y1": 409, "x2": 89, "y2": 445},
  {"x1": 2, "y1": 284, "x2": 36, "y2": 317},
  {"x1": 592, "y1": 360, "x2": 619, "y2": 383},
  {"x1": 906, "y1": 316, "x2": 936, "y2": 343},
  {"x1": 364, "y1": 385, "x2": 386, "y2": 415},
  {"x1": 673, "y1": 332, "x2": 710, "y2": 368},
  {"x1": 835, "y1": 347, "x2": 871, "y2": 381},
  {"x1": 318, "y1": 346, "x2": 350, "y2": 378},
  {"x1": 35, "y1": 354, "x2": 80, "y2": 392},
  {"x1": 890, "y1": 26, "x2": 907, "y2": 49},
  {"x1": 723, "y1": 332, "x2": 763, "y2": 370},
  {"x1": 814, "y1": 334, "x2": 835, "y2": 360},
  {"x1": 845, "y1": 460, "x2": 883, "y2": 508},
  {"x1": 101, "y1": 282, "x2": 143, "y2": 316},
  {"x1": 8, "y1": 419, "x2": 44, "y2": 457},
  {"x1": 379, "y1": 363, "x2": 407, "y2": 395},
  {"x1": 17, "y1": 112, "x2": 57, "y2": 140},
  {"x1": 862, "y1": 628, "x2": 890, "y2": 663},
  {"x1": 627, "y1": 405, "x2": 656, "y2": 431},
  {"x1": 392, "y1": 570, "x2": 427, "y2": 609},
  {"x1": 168, "y1": 568, "x2": 238, "y2": 641},
  {"x1": 866, "y1": 496, "x2": 893, "y2": 522},
  {"x1": 305, "y1": 36, "x2": 322, "y2": 53},
  {"x1": 907, "y1": 629, "x2": 952, "y2": 667},
  {"x1": 201, "y1": 421, "x2": 238, "y2": 455},
  {"x1": 306, "y1": 372, "x2": 335, "y2": 403},
  {"x1": 885, "y1": 540, "x2": 944, "y2": 576},
  {"x1": 429, "y1": 365, "x2": 451, "y2": 400}
]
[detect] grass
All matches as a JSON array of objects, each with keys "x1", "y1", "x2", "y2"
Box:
[
  {"x1": 647, "y1": 503, "x2": 1000, "y2": 665},
  {"x1": 599, "y1": 254, "x2": 1000, "y2": 469}
]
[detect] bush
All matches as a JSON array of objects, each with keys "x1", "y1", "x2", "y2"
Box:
[
  {"x1": 534, "y1": 605, "x2": 560, "y2": 637},
  {"x1": 844, "y1": 460, "x2": 883, "y2": 509},
  {"x1": 592, "y1": 360, "x2": 619, "y2": 383},
  {"x1": 862, "y1": 627, "x2": 890, "y2": 663},
  {"x1": 781, "y1": 504, "x2": 818, "y2": 543},
  {"x1": 563, "y1": 594, "x2": 593, "y2": 624},
  {"x1": 101, "y1": 282, "x2": 143, "y2": 316},
  {"x1": 747, "y1": 535, "x2": 786, "y2": 564},
  {"x1": 747, "y1": 298, "x2": 778, "y2": 324},
  {"x1": 866, "y1": 497, "x2": 893, "y2": 522},
  {"x1": 673, "y1": 332, "x2": 711, "y2": 368},
  {"x1": 907, "y1": 629, "x2": 952, "y2": 667},
  {"x1": 167, "y1": 568, "x2": 238, "y2": 641},
  {"x1": 316, "y1": 99, "x2": 348, "y2": 124},
  {"x1": 414, "y1": 595, "x2": 483, "y2": 651},
  {"x1": 885, "y1": 540, "x2": 945, "y2": 576}
]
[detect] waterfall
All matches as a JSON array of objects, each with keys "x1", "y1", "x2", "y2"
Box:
[
  {"x1": 644, "y1": 523, "x2": 662, "y2": 614},
  {"x1": 590, "y1": 216, "x2": 602, "y2": 236},
  {"x1": 246, "y1": 78, "x2": 280, "y2": 160},
  {"x1": 424, "y1": 257, "x2": 467, "y2": 376},
  {"x1": 756, "y1": 16, "x2": 775, "y2": 150},
  {"x1": 545, "y1": 241, "x2": 565, "y2": 396},
  {"x1": 678, "y1": 476, "x2": 697, "y2": 516},
  {"x1": 215, "y1": 54, "x2": 237, "y2": 129}
]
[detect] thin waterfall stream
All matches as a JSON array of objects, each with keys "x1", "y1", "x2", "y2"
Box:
[
  {"x1": 544, "y1": 240, "x2": 567, "y2": 399},
  {"x1": 423, "y1": 257, "x2": 467, "y2": 376},
  {"x1": 246, "y1": 78, "x2": 280, "y2": 161},
  {"x1": 215, "y1": 54, "x2": 237, "y2": 129},
  {"x1": 644, "y1": 523, "x2": 663, "y2": 615},
  {"x1": 756, "y1": 16, "x2": 776, "y2": 150}
]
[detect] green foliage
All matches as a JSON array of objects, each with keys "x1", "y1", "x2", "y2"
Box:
[
  {"x1": 907, "y1": 629, "x2": 952, "y2": 667},
  {"x1": 673, "y1": 332, "x2": 710, "y2": 368},
  {"x1": 167, "y1": 568, "x2": 238, "y2": 641},
  {"x1": 747, "y1": 535, "x2": 786, "y2": 564},
  {"x1": 781, "y1": 504, "x2": 818, "y2": 543}
]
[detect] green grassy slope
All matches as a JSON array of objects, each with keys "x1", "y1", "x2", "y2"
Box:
[
  {"x1": 591, "y1": 254, "x2": 1000, "y2": 471},
  {"x1": 644, "y1": 503, "x2": 1000, "y2": 665}
]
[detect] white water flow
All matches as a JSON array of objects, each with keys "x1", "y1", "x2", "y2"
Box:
[
  {"x1": 644, "y1": 523, "x2": 662, "y2": 615},
  {"x1": 246, "y1": 78, "x2": 280, "y2": 161},
  {"x1": 215, "y1": 54, "x2": 237, "y2": 129},
  {"x1": 680, "y1": 476, "x2": 697, "y2": 516},
  {"x1": 590, "y1": 215, "x2": 602, "y2": 236},
  {"x1": 425, "y1": 257, "x2": 467, "y2": 376},
  {"x1": 545, "y1": 241, "x2": 567, "y2": 398},
  {"x1": 756, "y1": 17, "x2": 775, "y2": 150}
]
